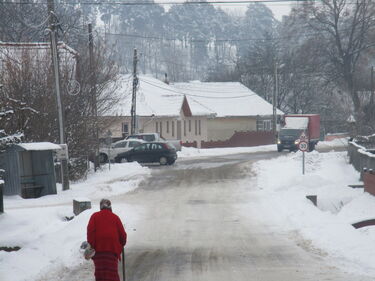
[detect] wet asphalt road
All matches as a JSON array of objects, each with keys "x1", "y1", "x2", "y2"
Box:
[
  {"x1": 41, "y1": 146, "x2": 372, "y2": 281},
  {"x1": 109, "y1": 149, "x2": 372, "y2": 281}
]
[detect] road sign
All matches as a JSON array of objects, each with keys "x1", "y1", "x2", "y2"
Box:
[
  {"x1": 298, "y1": 141, "x2": 308, "y2": 152},
  {"x1": 299, "y1": 132, "x2": 308, "y2": 141}
]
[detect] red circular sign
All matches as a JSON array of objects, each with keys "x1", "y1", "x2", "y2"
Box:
[{"x1": 298, "y1": 141, "x2": 308, "y2": 152}]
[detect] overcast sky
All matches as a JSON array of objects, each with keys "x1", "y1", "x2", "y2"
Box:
[{"x1": 157, "y1": 0, "x2": 293, "y2": 20}]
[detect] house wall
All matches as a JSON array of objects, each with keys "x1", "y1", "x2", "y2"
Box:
[
  {"x1": 207, "y1": 117, "x2": 257, "y2": 141},
  {"x1": 99, "y1": 115, "x2": 209, "y2": 148}
]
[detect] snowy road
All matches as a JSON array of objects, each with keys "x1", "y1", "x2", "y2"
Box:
[
  {"x1": 110, "y1": 151, "x2": 371, "y2": 281},
  {"x1": 37, "y1": 149, "x2": 371, "y2": 281}
]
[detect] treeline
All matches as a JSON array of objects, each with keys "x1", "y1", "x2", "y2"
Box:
[{"x1": 1, "y1": 0, "x2": 375, "y2": 142}]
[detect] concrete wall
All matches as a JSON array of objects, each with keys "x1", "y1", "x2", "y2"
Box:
[{"x1": 207, "y1": 117, "x2": 257, "y2": 141}]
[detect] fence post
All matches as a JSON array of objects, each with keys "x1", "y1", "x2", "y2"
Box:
[{"x1": 0, "y1": 181, "x2": 4, "y2": 213}]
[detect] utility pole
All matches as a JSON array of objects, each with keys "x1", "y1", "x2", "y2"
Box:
[
  {"x1": 47, "y1": 0, "x2": 69, "y2": 190},
  {"x1": 371, "y1": 66, "x2": 374, "y2": 106},
  {"x1": 131, "y1": 48, "x2": 138, "y2": 135},
  {"x1": 273, "y1": 63, "x2": 278, "y2": 142},
  {"x1": 88, "y1": 23, "x2": 100, "y2": 171}
]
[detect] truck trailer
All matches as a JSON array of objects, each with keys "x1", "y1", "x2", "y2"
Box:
[{"x1": 277, "y1": 114, "x2": 320, "y2": 152}]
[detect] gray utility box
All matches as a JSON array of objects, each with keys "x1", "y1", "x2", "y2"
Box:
[{"x1": 0, "y1": 142, "x2": 61, "y2": 198}]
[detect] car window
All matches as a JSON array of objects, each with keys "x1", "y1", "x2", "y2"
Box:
[
  {"x1": 129, "y1": 141, "x2": 141, "y2": 147},
  {"x1": 143, "y1": 135, "x2": 155, "y2": 142},
  {"x1": 151, "y1": 143, "x2": 163, "y2": 150},
  {"x1": 134, "y1": 144, "x2": 145, "y2": 151},
  {"x1": 133, "y1": 143, "x2": 151, "y2": 151},
  {"x1": 113, "y1": 141, "x2": 127, "y2": 148}
]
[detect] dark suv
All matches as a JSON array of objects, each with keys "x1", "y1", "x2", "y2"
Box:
[{"x1": 115, "y1": 142, "x2": 177, "y2": 165}]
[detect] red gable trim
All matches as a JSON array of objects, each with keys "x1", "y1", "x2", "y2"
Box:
[{"x1": 181, "y1": 96, "x2": 192, "y2": 117}]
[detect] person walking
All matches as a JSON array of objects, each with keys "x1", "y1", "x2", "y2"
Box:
[{"x1": 87, "y1": 198, "x2": 127, "y2": 281}]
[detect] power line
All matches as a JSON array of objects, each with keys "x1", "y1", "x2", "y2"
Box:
[{"x1": 0, "y1": 0, "x2": 329, "y2": 6}]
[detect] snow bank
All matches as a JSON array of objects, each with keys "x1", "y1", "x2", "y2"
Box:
[
  {"x1": 317, "y1": 137, "x2": 348, "y2": 149},
  {"x1": 249, "y1": 151, "x2": 375, "y2": 275},
  {"x1": 178, "y1": 144, "x2": 277, "y2": 158},
  {"x1": 0, "y1": 162, "x2": 149, "y2": 281}
]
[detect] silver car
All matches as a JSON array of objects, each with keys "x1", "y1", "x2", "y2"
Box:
[{"x1": 99, "y1": 139, "x2": 145, "y2": 163}]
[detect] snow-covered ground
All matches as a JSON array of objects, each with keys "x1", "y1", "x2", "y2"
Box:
[
  {"x1": 177, "y1": 137, "x2": 348, "y2": 159},
  {"x1": 178, "y1": 144, "x2": 277, "y2": 158},
  {"x1": 248, "y1": 149, "x2": 375, "y2": 276},
  {"x1": 3, "y1": 138, "x2": 375, "y2": 281},
  {"x1": 0, "y1": 162, "x2": 150, "y2": 281}
]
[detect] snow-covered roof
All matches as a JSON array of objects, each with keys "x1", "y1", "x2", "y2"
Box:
[
  {"x1": 0, "y1": 41, "x2": 77, "y2": 73},
  {"x1": 105, "y1": 76, "x2": 282, "y2": 118},
  {"x1": 173, "y1": 81, "x2": 284, "y2": 117},
  {"x1": 17, "y1": 142, "x2": 62, "y2": 151},
  {"x1": 105, "y1": 75, "x2": 215, "y2": 117},
  {"x1": 284, "y1": 117, "x2": 308, "y2": 129}
]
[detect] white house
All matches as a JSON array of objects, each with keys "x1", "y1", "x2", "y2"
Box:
[
  {"x1": 100, "y1": 75, "x2": 283, "y2": 148},
  {"x1": 0, "y1": 41, "x2": 78, "y2": 78}
]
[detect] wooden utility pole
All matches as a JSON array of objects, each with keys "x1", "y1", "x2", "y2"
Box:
[
  {"x1": 273, "y1": 63, "x2": 278, "y2": 142},
  {"x1": 88, "y1": 23, "x2": 100, "y2": 171},
  {"x1": 371, "y1": 66, "x2": 374, "y2": 106},
  {"x1": 131, "y1": 49, "x2": 138, "y2": 134},
  {"x1": 47, "y1": 0, "x2": 69, "y2": 190}
]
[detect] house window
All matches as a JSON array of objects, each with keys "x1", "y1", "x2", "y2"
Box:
[
  {"x1": 189, "y1": 120, "x2": 191, "y2": 132},
  {"x1": 198, "y1": 120, "x2": 201, "y2": 135},
  {"x1": 167, "y1": 121, "x2": 169, "y2": 133},
  {"x1": 160, "y1": 122, "x2": 163, "y2": 137},
  {"x1": 122, "y1": 123, "x2": 129, "y2": 136},
  {"x1": 184, "y1": 120, "x2": 186, "y2": 136},
  {"x1": 263, "y1": 120, "x2": 272, "y2": 131},
  {"x1": 156, "y1": 122, "x2": 159, "y2": 133},
  {"x1": 172, "y1": 121, "x2": 175, "y2": 137},
  {"x1": 195, "y1": 120, "x2": 198, "y2": 135},
  {"x1": 257, "y1": 119, "x2": 272, "y2": 131}
]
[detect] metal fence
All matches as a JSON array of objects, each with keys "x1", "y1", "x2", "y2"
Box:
[{"x1": 348, "y1": 141, "x2": 375, "y2": 180}]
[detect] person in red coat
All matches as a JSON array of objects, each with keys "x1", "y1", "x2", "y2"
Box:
[{"x1": 87, "y1": 198, "x2": 127, "y2": 281}]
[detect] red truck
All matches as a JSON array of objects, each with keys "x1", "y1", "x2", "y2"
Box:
[{"x1": 277, "y1": 114, "x2": 320, "y2": 152}]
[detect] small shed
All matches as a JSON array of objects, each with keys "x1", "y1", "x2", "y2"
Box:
[{"x1": 0, "y1": 142, "x2": 61, "y2": 198}]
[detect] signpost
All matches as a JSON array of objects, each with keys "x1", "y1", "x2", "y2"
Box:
[{"x1": 298, "y1": 132, "x2": 308, "y2": 175}]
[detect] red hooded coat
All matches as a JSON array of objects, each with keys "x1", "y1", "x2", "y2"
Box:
[{"x1": 87, "y1": 209, "x2": 127, "y2": 259}]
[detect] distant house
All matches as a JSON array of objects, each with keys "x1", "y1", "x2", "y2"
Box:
[
  {"x1": 100, "y1": 75, "x2": 283, "y2": 148},
  {"x1": 0, "y1": 41, "x2": 78, "y2": 77}
]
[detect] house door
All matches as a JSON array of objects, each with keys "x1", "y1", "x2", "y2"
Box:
[{"x1": 177, "y1": 120, "x2": 181, "y2": 139}]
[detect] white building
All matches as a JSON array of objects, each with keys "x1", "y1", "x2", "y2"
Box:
[{"x1": 101, "y1": 75, "x2": 283, "y2": 148}]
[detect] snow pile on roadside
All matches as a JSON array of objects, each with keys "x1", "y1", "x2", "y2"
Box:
[
  {"x1": 317, "y1": 137, "x2": 348, "y2": 149},
  {"x1": 252, "y1": 151, "x2": 375, "y2": 275},
  {"x1": 0, "y1": 162, "x2": 149, "y2": 281},
  {"x1": 178, "y1": 138, "x2": 347, "y2": 159},
  {"x1": 178, "y1": 144, "x2": 277, "y2": 158}
]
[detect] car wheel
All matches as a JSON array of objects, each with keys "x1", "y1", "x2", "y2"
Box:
[
  {"x1": 159, "y1": 156, "x2": 168, "y2": 165},
  {"x1": 115, "y1": 157, "x2": 122, "y2": 163},
  {"x1": 99, "y1": 153, "x2": 108, "y2": 163},
  {"x1": 277, "y1": 145, "x2": 283, "y2": 152},
  {"x1": 167, "y1": 159, "x2": 175, "y2": 165}
]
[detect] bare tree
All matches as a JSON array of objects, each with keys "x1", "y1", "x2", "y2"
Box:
[{"x1": 305, "y1": 0, "x2": 375, "y2": 130}]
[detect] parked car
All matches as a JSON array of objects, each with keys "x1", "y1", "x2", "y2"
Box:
[
  {"x1": 125, "y1": 133, "x2": 182, "y2": 151},
  {"x1": 99, "y1": 139, "x2": 145, "y2": 163},
  {"x1": 115, "y1": 142, "x2": 177, "y2": 165}
]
